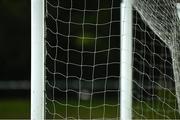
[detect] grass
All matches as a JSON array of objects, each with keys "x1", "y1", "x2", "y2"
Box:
[
  {"x1": 0, "y1": 99, "x2": 30, "y2": 119},
  {"x1": 0, "y1": 90, "x2": 180, "y2": 119},
  {"x1": 45, "y1": 99, "x2": 180, "y2": 119},
  {"x1": 46, "y1": 98, "x2": 119, "y2": 119},
  {"x1": 46, "y1": 90, "x2": 180, "y2": 119},
  {"x1": 133, "y1": 89, "x2": 180, "y2": 119}
]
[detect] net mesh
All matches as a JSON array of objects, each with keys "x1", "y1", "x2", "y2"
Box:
[
  {"x1": 133, "y1": 0, "x2": 180, "y2": 118},
  {"x1": 45, "y1": 0, "x2": 180, "y2": 119}
]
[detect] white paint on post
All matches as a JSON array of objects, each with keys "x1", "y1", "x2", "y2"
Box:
[
  {"x1": 31, "y1": 0, "x2": 45, "y2": 119},
  {"x1": 120, "y1": 0, "x2": 133, "y2": 119},
  {"x1": 177, "y1": 3, "x2": 180, "y2": 20}
]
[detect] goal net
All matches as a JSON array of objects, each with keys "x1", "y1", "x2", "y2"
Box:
[{"x1": 45, "y1": 0, "x2": 180, "y2": 119}]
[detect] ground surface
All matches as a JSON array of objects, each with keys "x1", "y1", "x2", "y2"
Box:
[{"x1": 0, "y1": 90, "x2": 180, "y2": 119}]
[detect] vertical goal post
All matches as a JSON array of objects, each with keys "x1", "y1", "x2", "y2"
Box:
[
  {"x1": 177, "y1": 2, "x2": 180, "y2": 20},
  {"x1": 120, "y1": 0, "x2": 133, "y2": 119},
  {"x1": 31, "y1": 0, "x2": 45, "y2": 119},
  {"x1": 31, "y1": 0, "x2": 133, "y2": 119}
]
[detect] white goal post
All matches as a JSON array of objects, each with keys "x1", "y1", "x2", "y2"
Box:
[
  {"x1": 177, "y1": 2, "x2": 180, "y2": 19},
  {"x1": 31, "y1": 0, "x2": 180, "y2": 119},
  {"x1": 31, "y1": 0, "x2": 45, "y2": 119},
  {"x1": 120, "y1": 0, "x2": 133, "y2": 119}
]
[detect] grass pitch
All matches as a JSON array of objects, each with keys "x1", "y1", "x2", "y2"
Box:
[{"x1": 0, "y1": 90, "x2": 180, "y2": 119}]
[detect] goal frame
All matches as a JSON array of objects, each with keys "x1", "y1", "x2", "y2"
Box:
[
  {"x1": 31, "y1": 0, "x2": 45, "y2": 119},
  {"x1": 31, "y1": 0, "x2": 133, "y2": 119},
  {"x1": 31, "y1": 0, "x2": 180, "y2": 119},
  {"x1": 120, "y1": 0, "x2": 133, "y2": 119},
  {"x1": 177, "y1": 2, "x2": 180, "y2": 19}
]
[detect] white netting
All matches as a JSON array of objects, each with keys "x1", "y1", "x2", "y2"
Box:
[
  {"x1": 133, "y1": 0, "x2": 180, "y2": 118},
  {"x1": 45, "y1": 0, "x2": 120, "y2": 119},
  {"x1": 45, "y1": 0, "x2": 180, "y2": 119}
]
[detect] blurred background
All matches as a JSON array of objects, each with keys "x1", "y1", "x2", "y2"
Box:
[{"x1": 0, "y1": 0, "x2": 30, "y2": 119}]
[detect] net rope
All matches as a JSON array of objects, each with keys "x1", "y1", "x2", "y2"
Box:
[
  {"x1": 133, "y1": 0, "x2": 180, "y2": 115},
  {"x1": 45, "y1": 0, "x2": 180, "y2": 119}
]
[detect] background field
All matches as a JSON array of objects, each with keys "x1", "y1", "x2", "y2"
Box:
[
  {"x1": 0, "y1": 90, "x2": 180, "y2": 119},
  {"x1": 0, "y1": 99, "x2": 30, "y2": 119},
  {"x1": 45, "y1": 90, "x2": 180, "y2": 119}
]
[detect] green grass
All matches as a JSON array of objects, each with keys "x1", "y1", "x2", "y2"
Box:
[
  {"x1": 0, "y1": 99, "x2": 30, "y2": 119},
  {"x1": 46, "y1": 90, "x2": 180, "y2": 119},
  {"x1": 46, "y1": 98, "x2": 180, "y2": 119},
  {"x1": 46, "y1": 98, "x2": 119, "y2": 119},
  {"x1": 133, "y1": 89, "x2": 180, "y2": 119},
  {"x1": 0, "y1": 90, "x2": 180, "y2": 119}
]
